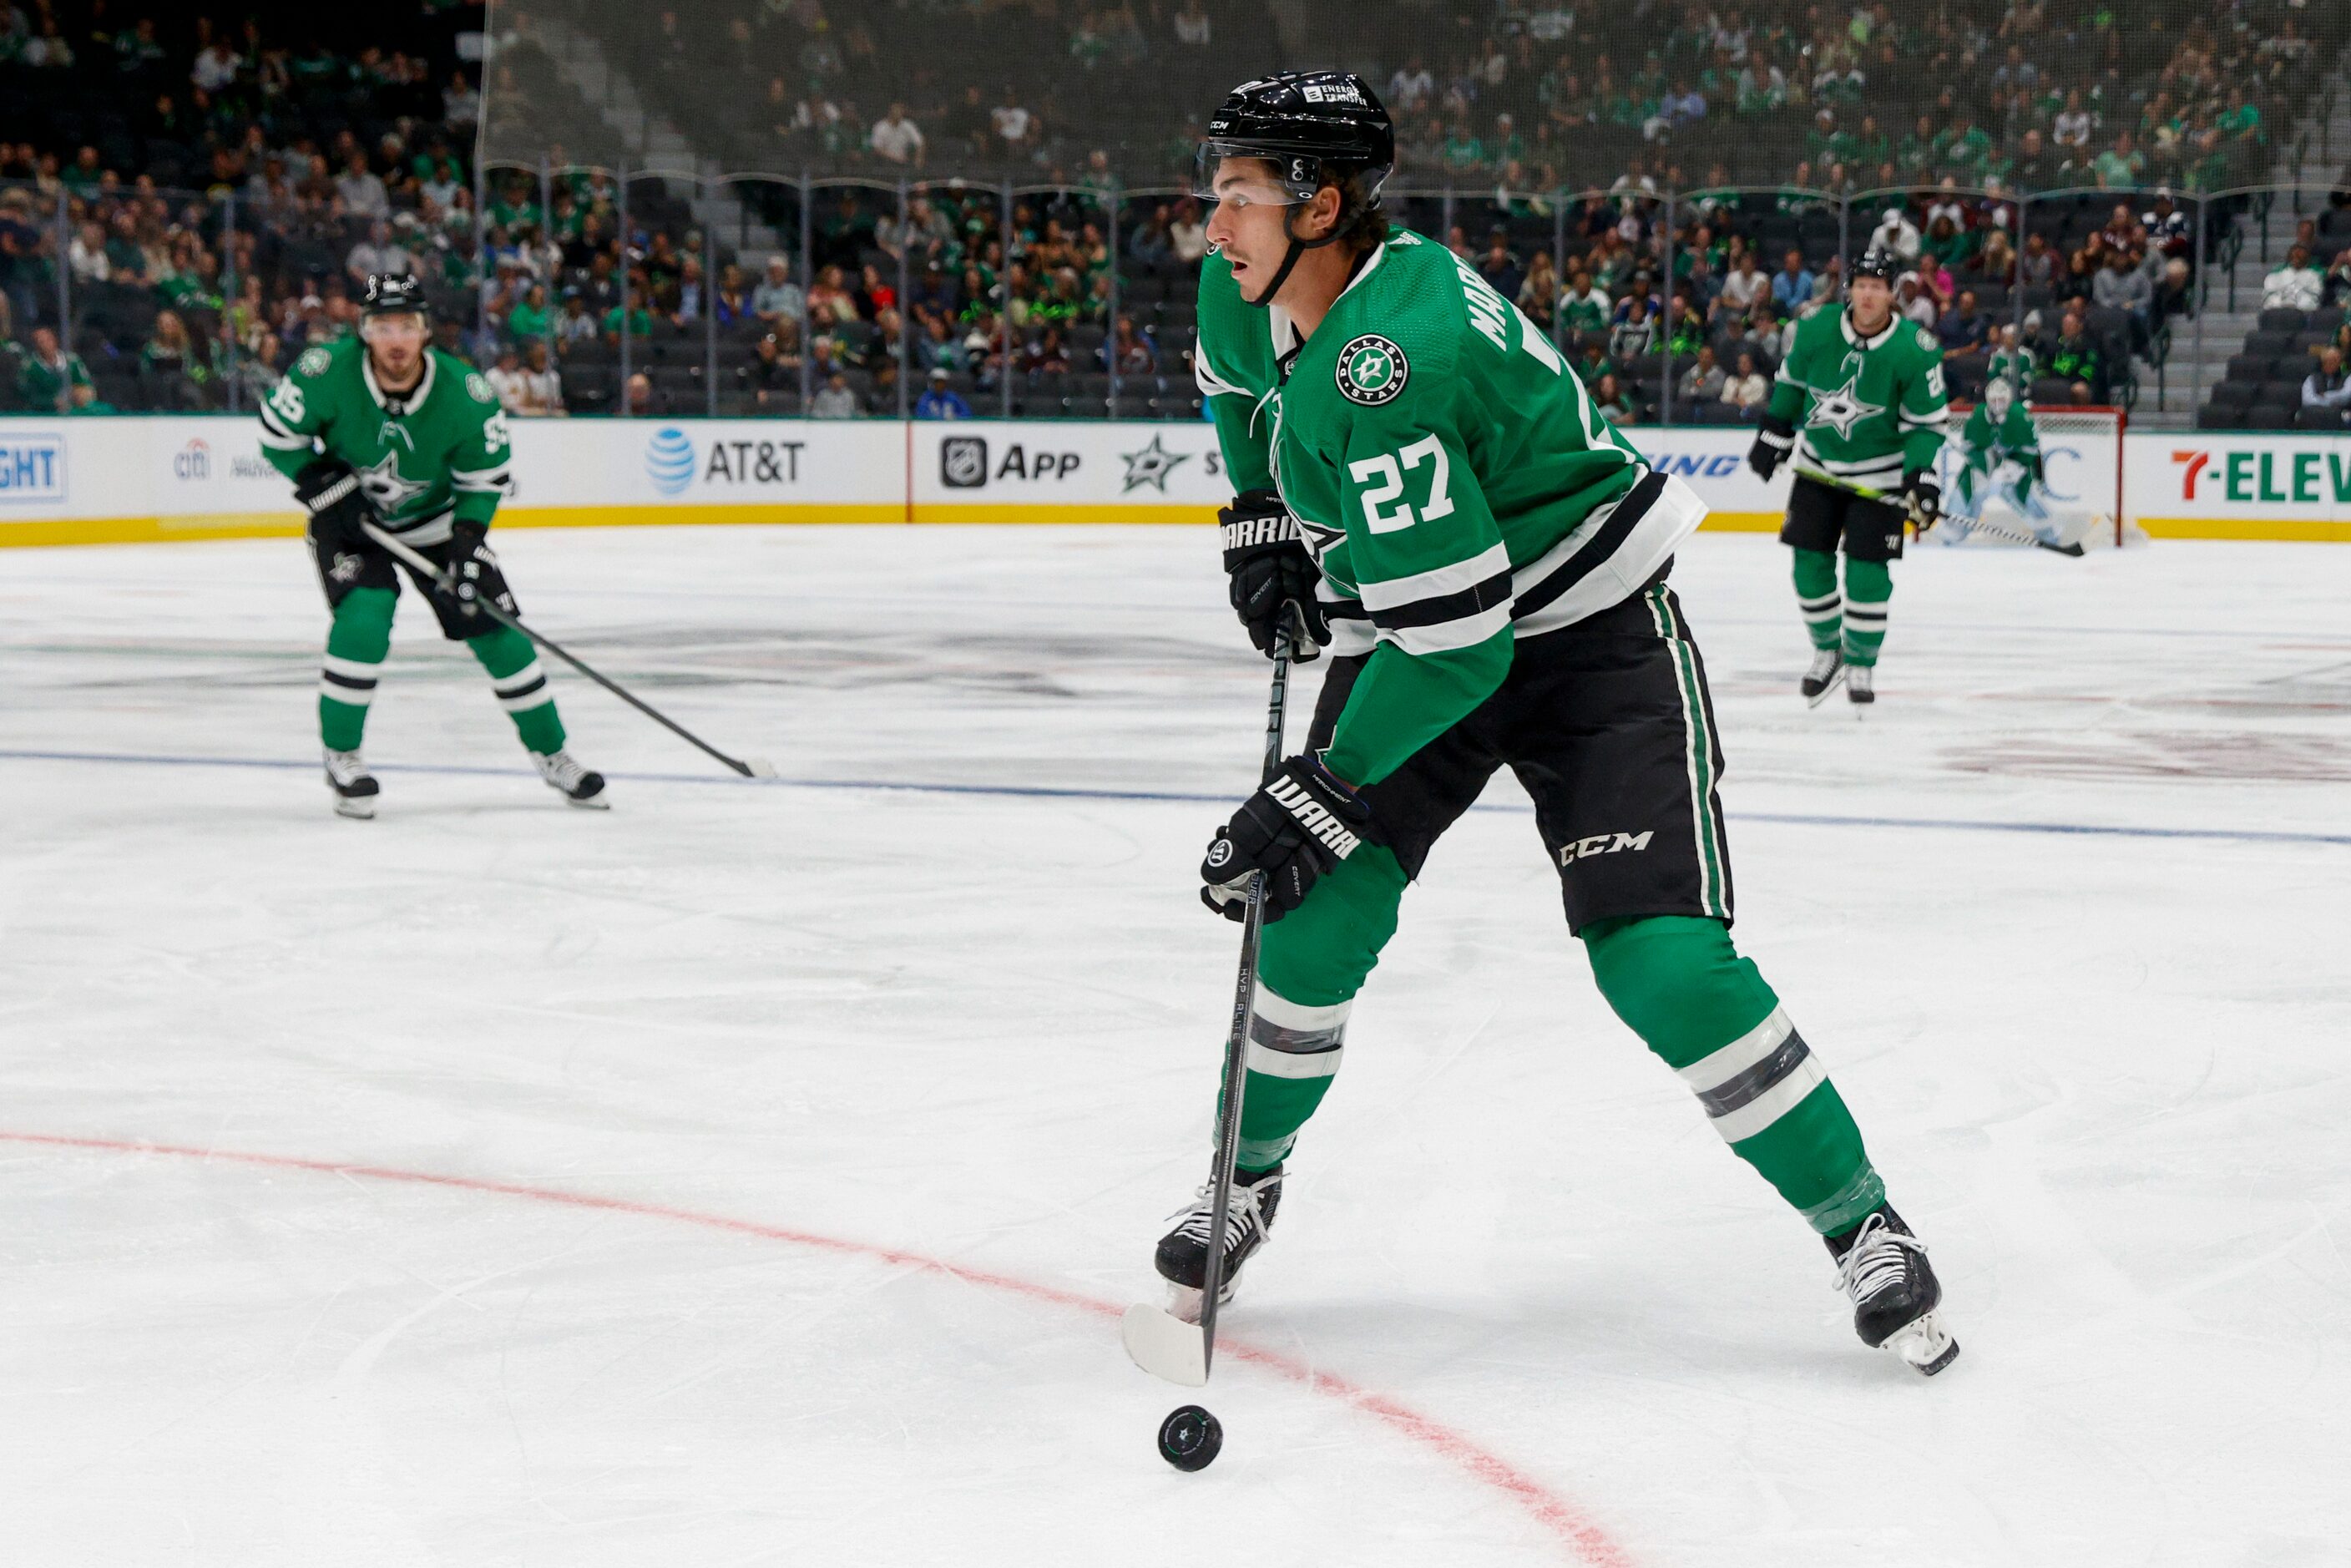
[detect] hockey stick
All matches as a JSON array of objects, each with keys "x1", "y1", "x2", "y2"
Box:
[
  {"x1": 359, "y1": 521, "x2": 777, "y2": 779},
  {"x1": 1122, "y1": 619, "x2": 1297, "y2": 1388},
  {"x1": 1794, "y1": 468, "x2": 2085, "y2": 556}
]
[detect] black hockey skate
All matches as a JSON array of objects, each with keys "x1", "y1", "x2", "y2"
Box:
[
  {"x1": 534, "y1": 749, "x2": 609, "y2": 808},
  {"x1": 324, "y1": 747, "x2": 378, "y2": 819},
  {"x1": 1802, "y1": 648, "x2": 1846, "y2": 706},
  {"x1": 1154, "y1": 1166, "x2": 1282, "y2": 1323},
  {"x1": 1828, "y1": 1206, "x2": 1959, "y2": 1375},
  {"x1": 1846, "y1": 665, "x2": 1876, "y2": 706}
]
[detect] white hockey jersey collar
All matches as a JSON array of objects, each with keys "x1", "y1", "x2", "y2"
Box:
[
  {"x1": 1838, "y1": 310, "x2": 1899, "y2": 351},
  {"x1": 362, "y1": 348, "x2": 437, "y2": 412}
]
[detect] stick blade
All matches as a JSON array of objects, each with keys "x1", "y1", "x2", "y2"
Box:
[
  {"x1": 744, "y1": 756, "x2": 779, "y2": 779},
  {"x1": 1121, "y1": 1302, "x2": 1209, "y2": 1386}
]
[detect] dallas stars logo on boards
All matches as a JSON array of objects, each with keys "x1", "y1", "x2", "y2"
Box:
[
  {"x1": 1334, "y1": 334, "x2": 1408, "y2": 406},
  {"x1": 1119, "y1": 433, "x2": 1190, "y2": 493}
]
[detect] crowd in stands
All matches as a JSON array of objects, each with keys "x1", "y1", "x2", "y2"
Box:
[{"x1": 1, "y1": 1, "x2": 2347, "y2": 423}]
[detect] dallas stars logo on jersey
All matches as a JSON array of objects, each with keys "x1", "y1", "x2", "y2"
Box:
[
  {"x1": 1335, "y1": 334, "x2": 1408, "y2": 406},
  {"x1": 1802, "y1": 368, "x2": 1887, "y2": 442}
]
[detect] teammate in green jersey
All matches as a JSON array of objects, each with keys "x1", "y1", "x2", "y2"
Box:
[
  {"x1": 1748, "y1": 248, "x2": 1950, "y2": 706},
  {"x1": 258, "y1": 274, "x2": 606, "y2": 817},
  {"x1": 1949, "y1": 377, "x2": 2070, "y2": 546},
  {"x1": 1158, "y1": 72, "x2": 1958, "y2": 1375}
]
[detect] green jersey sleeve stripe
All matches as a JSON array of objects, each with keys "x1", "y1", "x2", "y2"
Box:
[
  {"x1": 1378, "y1": 600, "x2": 1514, "y2": 657},
  {"x1": 1193, "y1": 334, "x2": 1248, "y2": 399},
  {"x1": 1354, "y1": 541, "x2": 1512, "y2": 613}
]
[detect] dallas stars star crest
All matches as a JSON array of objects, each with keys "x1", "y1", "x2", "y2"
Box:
[
  {"x1": 1296, "y1": 516, "x2": 1346, "y2": 562},
  {"x1": 355, "y1": 451, "x2": 431, "y2": 513},
  {"x1": 1805, "y1": 374, "x2": 1884, "y2": 441},
  {"x1": 1118, "y1": 433, "x2": 1190, "y2": 493}
]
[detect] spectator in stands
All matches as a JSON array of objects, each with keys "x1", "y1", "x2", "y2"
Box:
[
  {"x1": 811, "y1": 370, "x2": 857, "y2": 419},
  {"x1": 2323, "y1": 247, "x2": 2351, "y2": 309},
  {"x1": 915, "y1": 367, "x2": 972, "y2": 418},
  {"x1": 1592, "y1": 372, "x2": 1640, "y2": 423},
  {"x1": 1560, "y1": 266, "x2": 1608, "y2": 336},
  {"x1": 2263, "y1": 244, "x2": 2323, "y2": 311},
  {"x1": 752, "y1": 257, "x2": 804, "y2": 326},
  {"x1": 1723, "y1": 350, "x2": 1768, "y2": 415},
  {"x1": 2093, "y1": 249, "x2": 2154, "y2": 346},
  {"x1": 1388, "y1": 54, "x2": 1435, "y2": 115},
  {"x1": 508, "y1": 282, "x2": 550, "y2": 344},
  {"x1": 1173, "y1": 0, "x2": 1210, "y2": 47},
  {"x1": 1969, "y1": 228, "x2": 2018, "y2": 286},
  {"x1": 555, "y1": 290, "x2": 596, "y2": 347},
  {"x1": 1987, "y1": 324, "x2": 2036, "y2": 389},
  {"x1": 2018, "y1": 230, "x2": 2058, "y2": 291},
  {"x1": 1868, "y1": 206, "x2": 1920, "y2": 262},
  {"x1": 1895, "y1": 273, "x2": 1938, "y2": 328},
  {"x1": 2049, "y1": 309, "x2": 2105, "y2": 402},
  {"x1": 604, "y1": 287, "x2": 651, "y2": 342},
  {"x1": 1771, "y1": 249, "x2": 1814, "y2": 315},
  {"x1": 991, "y1": 87, "x2": 1036, "y2": 155},
  {"x1": 346, "y1": 219, "x2": 417, "y2": 290},
  {"x1": 809, "y1": 265, "x2": 858, "y2": 323},
  {"x1": 513, "y1": 341, "x2": 563, "y2": 416},
  {"x1": 1105, "y1": 315, "x2": 1156, "y2": 375},
  {"x1": 1608, "y1": 296, "x2": 1657, "y2": 362},
  {"x1": 1169, "y1": 200, "x2": 1207, "y2": 267},
  {"x1": 1717, "y1": 248, "x2": 1768, "y2": 322},
  {"x1": 624, "y1": 372, "x2": 655, "y2": 417},
  {"x1": 1938, "y1": 288, "x2": 1991, "y2": 367},
  {"x1": 871, "y1": 103, "x2": 925, "y2": 169},
  {"x1": 17, "y1": 325, "x2": 93, "y2": 413},
  {"x1": 1476, "y1": 230, "x2": 1522, "y2": 301},
  {"x1": 487, "y1": 344, "x2": 532, "y2": 415},
  {"x1": 139, "y1": 309, "x2": 207, "y2": 407},
  {"x1": 2301, "y1": 346, "x2": 2351, "y2": 426},
  {"x1": 336, "y1": 153, "x2": 389, "y2": 221},
  {"x1": 1677, "y1": 345, "x2": 1726, "y2": 403}
]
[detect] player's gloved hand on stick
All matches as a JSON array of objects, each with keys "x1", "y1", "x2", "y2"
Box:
[
  {"x1": 1201, "y1": 755, "x2": 1378, "y2": 923},
  {"x1": 435, "y1": 524, "x2": 517, "y2": 621},
  {"x1": 294, "y1": 458, "x2": 370, "y2": 558},
  {"x1": 1901, "y1": 469, "x2": 1942, "y2": 534},
  {"x1": 1220, "y1": 488, "x2": 1328, "y2": 661},
  {"x1": 1747, "y1": 415, "x2": 1795, "y2": 482}
]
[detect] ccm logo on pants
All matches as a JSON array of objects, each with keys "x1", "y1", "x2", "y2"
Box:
[{"x1": 1559, "y1": 830, "x2": 1653, "y2": 866}]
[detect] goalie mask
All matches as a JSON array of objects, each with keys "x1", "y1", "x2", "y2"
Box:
[
  {"x1": 1984, "y1": 376, "x2": 2015, "y2": 417},
  {"x1": 1196, "y1": 71, "x2": 1393, "y2": 307}
]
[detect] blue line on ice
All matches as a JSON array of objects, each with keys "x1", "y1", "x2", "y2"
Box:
[{"x1": 7, "y1": 746, "x2": 2347, "y2": 848}]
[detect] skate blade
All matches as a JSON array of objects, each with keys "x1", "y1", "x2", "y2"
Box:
[
  {"x1": 1163, "y1": 1282, "x2": 1207, "y2": 1324},
  {"x1": 561, "y1": 794, "x2": 611, "y2": 810},
  {"x1": 1887, "y1": 1309, "x2": 1959, "y2": 1376},
  {"x1": 332, "y1": 797, "x2": 376, "y2": 820},
  {"x1": 1121, "y1": 1302, "x2": 1208, "y2": 1387}
]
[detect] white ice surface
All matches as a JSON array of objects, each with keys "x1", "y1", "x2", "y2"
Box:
[{"x1": 2, "y1": 527, "x2": 2347, "y2": 1566}]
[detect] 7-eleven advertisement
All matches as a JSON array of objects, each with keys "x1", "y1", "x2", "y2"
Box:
[{"x1": 2135, "y1": 435, "x2": 2351, "y2": 541}]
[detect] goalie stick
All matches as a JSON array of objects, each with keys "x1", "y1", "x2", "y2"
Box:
[
  {"x1": 359, "y1": 521, "x2": 777, "y2": 779},
  {"x1": 1794, "y1": 468, "x2": 2086, "y2": 556},
  {"x1": 1122, "y1": 616, "x2": 1299, "y2": 1388}
]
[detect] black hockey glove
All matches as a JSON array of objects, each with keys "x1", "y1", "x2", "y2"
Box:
[
  {"x1": 1747, "y1": 413, "x2": 1795, "y2": 482},
  {"x1": 294, "y1": 458, "x2": 370, "y2": 559},
  {"x1": 1221, "y1": 488, "x2": 1328, "y2": 660},
  {"x1": 1901, "y1": 469, "x2": 1942, "y2": 534},
  {"x1": 434, "y1": 524, "x2": 518, "y2": 623},
  {"x1": 1201, "y1": 755, "x2": 1378, "y2": 924}
]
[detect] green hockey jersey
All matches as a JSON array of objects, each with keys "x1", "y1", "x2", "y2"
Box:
[
  {"x1": 1196, "y1": 226, "x2": 1701, "y2": 786},
  {"x1": 1958, "y1": 398, "x2": 2040, "y2": 476},
  {"x1": 257, "y1": 336, "x2": 513, "y2": 545},
  {"x1": 1767, "y1": 306, "x2": 1949, "y2": 489}
]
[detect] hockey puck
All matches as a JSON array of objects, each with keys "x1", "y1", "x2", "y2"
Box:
[{"x1": 1156, "y1": 1404, "x2": 1221, "y2": 1471}]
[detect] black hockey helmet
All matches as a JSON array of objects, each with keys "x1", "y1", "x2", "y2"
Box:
[
  {"x1": 1850, "y1": 247, "x2": 1902, "y2": 286},
  {"x1": 361, "y1": 272, "x2": 427, "y2": 317},
  {"x1": 1196, "y1": 70, "x2": 1393, "y2": 307}
]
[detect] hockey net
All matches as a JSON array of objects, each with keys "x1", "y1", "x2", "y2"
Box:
[{"x1": 1931, "y1": 403, "x2": 2131, "y2": 551}]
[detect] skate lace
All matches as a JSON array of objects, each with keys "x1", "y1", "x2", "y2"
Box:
[
  {"x1": 1165, "y1": 1180, "x2": 1271, "y2": 1257},
  {"x1": 1807, "y1": 650, "x2": 1841, "y2": 675},
  {"x1": 1833, "y1": 1215, "x2": 1926, "y2": 1305},
  {"x1": 324, "y1": 749, "x2": 367, "y2": 783}
]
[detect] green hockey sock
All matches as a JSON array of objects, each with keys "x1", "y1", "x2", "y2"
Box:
[
  {"x1": 1841, "y1": 557, "x2": 1893, "y2": 667},
  {"x1": 468, "y1": 626, "x2": 566, "y2": 755},
  {"x1": 1792, "y1": 549, "x2": 1841, "y2": 651},
  {"x1": 1220, "y1": 844, "x2": 1409, "y2": 1171},
  {"x1": 318, "y1": 587, "x2": 395, "y2": 752},
  {"x1": 1583, "y1": 915, "x2": 1885, "y2": 1235}
]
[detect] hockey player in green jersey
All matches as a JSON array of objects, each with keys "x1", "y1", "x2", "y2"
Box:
[
  {"x1": 1160, "y1": 72, "x2": 1957, "y2": 1375},
  {"x1": 258, "y1": 274, "x2": 605, "y2": 817},
  {"x1": 1949, "y1": 377, "x2": 2070, "y2": 547},
  {"x1": 1748, "y1": 248, "x2": 1950, "y2": 706}
]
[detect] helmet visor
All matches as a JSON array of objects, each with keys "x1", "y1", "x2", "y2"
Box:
[{"x1": 1192, "y1": 142, "x2": 1319, "y2": 206}]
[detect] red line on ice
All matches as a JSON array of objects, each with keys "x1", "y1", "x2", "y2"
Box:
[{"x1": 0, "y1": 1129, "x2": 1634, "y2": 1568}]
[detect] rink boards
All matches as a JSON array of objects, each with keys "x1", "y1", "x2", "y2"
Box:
[{"x1": 3, "y1": 415, "x2": 2347, "y2": 545}]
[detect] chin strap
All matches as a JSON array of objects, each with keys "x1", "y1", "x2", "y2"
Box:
[{"x1": 1240, "y1": 205, "x2": 1355, "y2": 310}]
